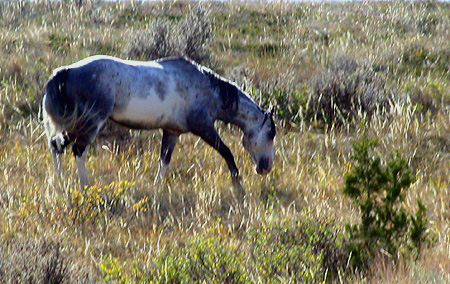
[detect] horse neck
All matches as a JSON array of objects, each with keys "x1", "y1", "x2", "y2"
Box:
[{"x1": 221, "y1": 94, "x2": 264, "y2": 134}]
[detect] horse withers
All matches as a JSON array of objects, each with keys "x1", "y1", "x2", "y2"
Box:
[{"x1": 42, "y1": 55, "x2": 276, "y2": 196}]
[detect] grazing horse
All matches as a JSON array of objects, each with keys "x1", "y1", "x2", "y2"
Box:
[{"x1": 42, "y1": 55, "x2": 276, "y2": 194}]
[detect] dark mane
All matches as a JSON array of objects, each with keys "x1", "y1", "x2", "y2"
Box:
[
  {"x1": 158, "y1": 56, "x2": 241, "y2": 114},
  {"x1": 261, "y1": 110, "x2": 276, "y2": 140},
  {"x1": 268, "y1": 115, "x2": 276, "y2": 139},
  {"x1": 201, "y1": 68, "x2": 240, "y2": 113}
]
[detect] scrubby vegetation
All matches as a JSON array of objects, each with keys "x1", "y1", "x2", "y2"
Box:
[
  {"x1": 1, "y1": 0, "x2": 450, "y2": 282},
  {"x1": 343, "y1": 136, "x2": 430, "y2": 268}
]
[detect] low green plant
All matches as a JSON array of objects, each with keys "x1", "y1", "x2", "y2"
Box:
[
  {"x1": 68, "y1": 180, "x2": 146, "y2": 225},
  {"x1": 248, "y1": 220, "x2": 335, "y2": 283},
  {"x1": 343, "y1": 136, "x2": 430, "y2": 267},
  {"x1": 151, "y1": 236, "x2": 247, "y2": 283},
  {"x1": 99, "y1": 256, "x2": 147, "y2": 284},
  {"x1": 100, "y1": 235, "x2": 247, "y2": 284},
  {"x1": 98, "y1": 219, "x2": 348, "y2": 283},
  {"x1": 258, "y1": 218, "x2": 354, "y2": 282},
  {"x1": 251, "y1": 84, "x2": 308, "y2": 125}
]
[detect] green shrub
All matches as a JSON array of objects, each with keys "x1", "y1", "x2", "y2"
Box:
[
  {"x1": 247, "y1": 219, "x2": 347, "y2": 283},
  {"x1": 343, "y1": 136, "x2": 430, "y2": 267},
  {"x1": 152, "y1": 236, "x2": 247, "y2": 283},
  {"x1": 252, "y1": 84, "x2": 308, "y2": 125},
  {"x1": 100, "y1": 235, "x2": 247, "y2": 284},
  {"x1": 99, "y1": 219, "x2": 349, "y2": 283}
]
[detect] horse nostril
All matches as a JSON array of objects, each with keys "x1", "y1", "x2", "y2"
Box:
[{"x1": 257, "y1": 158, "x2": 270, "y2": 174}]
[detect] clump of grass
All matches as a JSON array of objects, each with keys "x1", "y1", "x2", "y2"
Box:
[
  {"x1": 307, "y1": 55, "x2": 391, "y2": 125},
  {"x1": 0, "y1": 239, "x2": 69, "y2": 284},
  {"x1": 125, "y1": 4, "x2": 212, "y2": 64}
]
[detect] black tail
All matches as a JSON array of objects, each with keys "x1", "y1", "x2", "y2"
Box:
[
  {"x1": 44, "y1": 68, "x2": 106, "y2": 137},
  {"x1": 44, "y1": 68, "x2": 72, "y2": 119}
]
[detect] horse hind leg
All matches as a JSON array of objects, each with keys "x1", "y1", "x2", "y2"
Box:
[
  {"x1": 72, "y1": 136, "x2": 92, "y2": 190},
  {"x1": 154, "y1": 130, "x2": 179, "y2": 185}
]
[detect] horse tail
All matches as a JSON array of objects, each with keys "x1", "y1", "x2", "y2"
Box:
[
  {"x1": 44, "y1": 68, "x2": 89, "y2": 135},
  {"x1": 44, "y1": 68, "x2": 73, "y2": 123},
  {"x1": 42, "y1": 68, "x2": 70, "y2": 152},
  {"x1": 45, "y1": 67, "x2": 109, "y2": 142}
]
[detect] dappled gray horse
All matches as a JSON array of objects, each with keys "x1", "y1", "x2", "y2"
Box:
[{"x1": 43, "y1": 55, "x2": 276, "y2": 193}]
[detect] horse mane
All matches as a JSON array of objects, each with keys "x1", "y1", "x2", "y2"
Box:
[
  {"x1": 162, "y1": 56, "x2": 241, "y2": 113},
  {"x1": 199, "y1": 65, "x2": 240, "y2": 114},
  {"x1": 267, "y1": 114, "x2": 276, "y2": 139}
]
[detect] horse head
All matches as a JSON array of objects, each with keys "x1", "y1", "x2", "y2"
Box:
[{"x1": 242, "y1": 105, "x2": 276, "y2": 175}]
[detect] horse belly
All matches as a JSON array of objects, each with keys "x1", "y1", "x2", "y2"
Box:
[{"x1": 110, "y1": 95, "x2": 187, "y2": 132}]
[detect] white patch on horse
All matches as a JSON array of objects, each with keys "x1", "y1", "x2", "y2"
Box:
[{"x1": 111, "y1": 92, "x2": 188, "y2": 131}]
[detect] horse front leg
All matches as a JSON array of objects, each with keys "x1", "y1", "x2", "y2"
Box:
[
  {"x1": 188, "y1": 121, "x2": 245, "y2": 200},
  {"x1": 155, "y1": 130, "x2": 179, "y2": 185},
  {"x1": 201, "y1": 129, "x2": 245, "y2": 200}
]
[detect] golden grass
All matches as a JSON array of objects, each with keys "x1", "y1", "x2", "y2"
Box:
[
  {"x1": 1, "y1": 0, "x2": 450, "y2": 282},
  {"x1": 2, "y1": 106, "x2": 450, "y2": 281}
]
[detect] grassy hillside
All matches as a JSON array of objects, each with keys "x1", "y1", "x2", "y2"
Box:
[{"x1": 1, "y1": 0, "x2": 450, "y2": 282}]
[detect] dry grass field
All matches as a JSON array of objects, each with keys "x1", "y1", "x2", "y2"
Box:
[{"x1": 1, "y1": 0, "x2": 450, "y2": 283}]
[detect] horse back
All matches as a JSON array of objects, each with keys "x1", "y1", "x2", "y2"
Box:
[
  {"x1": 49, "y1": 55, "x2": 221, "y2": 134},
  {"x1": 105, "y1": 57, "x2": 220, "y2": 132}
]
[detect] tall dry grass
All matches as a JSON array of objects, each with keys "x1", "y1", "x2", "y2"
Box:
[{"x1": 1, "y1": 0, "x2": 450, "y2": 282}]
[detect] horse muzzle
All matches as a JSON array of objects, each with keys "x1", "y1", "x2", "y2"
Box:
[{"x1": 256, "y1": 157, "x2": 272, "y2": 175}]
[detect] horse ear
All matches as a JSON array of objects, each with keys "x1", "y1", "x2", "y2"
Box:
[
  {"x1": 268, "y1": 104, "x2": 276, "y2": 117},
  {"x1": 263, "y1": 104, "x2": 276, "y2": 126}
]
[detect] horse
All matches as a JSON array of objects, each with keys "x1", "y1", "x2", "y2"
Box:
[{"x1": 42, "y1": 55, "x2": 276, "y2": 196}]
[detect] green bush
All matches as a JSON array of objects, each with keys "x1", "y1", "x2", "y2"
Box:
[
  {"x1": 343, "y1": 137, "x2": 430, "y2": 267},
  {"x1": 247, "y1": 219, "x2": 347, "y2": 283},
  {"x1": 253, "y1": 85, "x2": 308, "y2": 125},
  {"x1": 99, "y1": 219, "x2": 349, "y2": 283},
  {"x1": 100, "y1": 235, "x2": 247, "y2": 284},
  {"x1": 153, "y1": 237, "x2": 247, "y2": 283}
]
